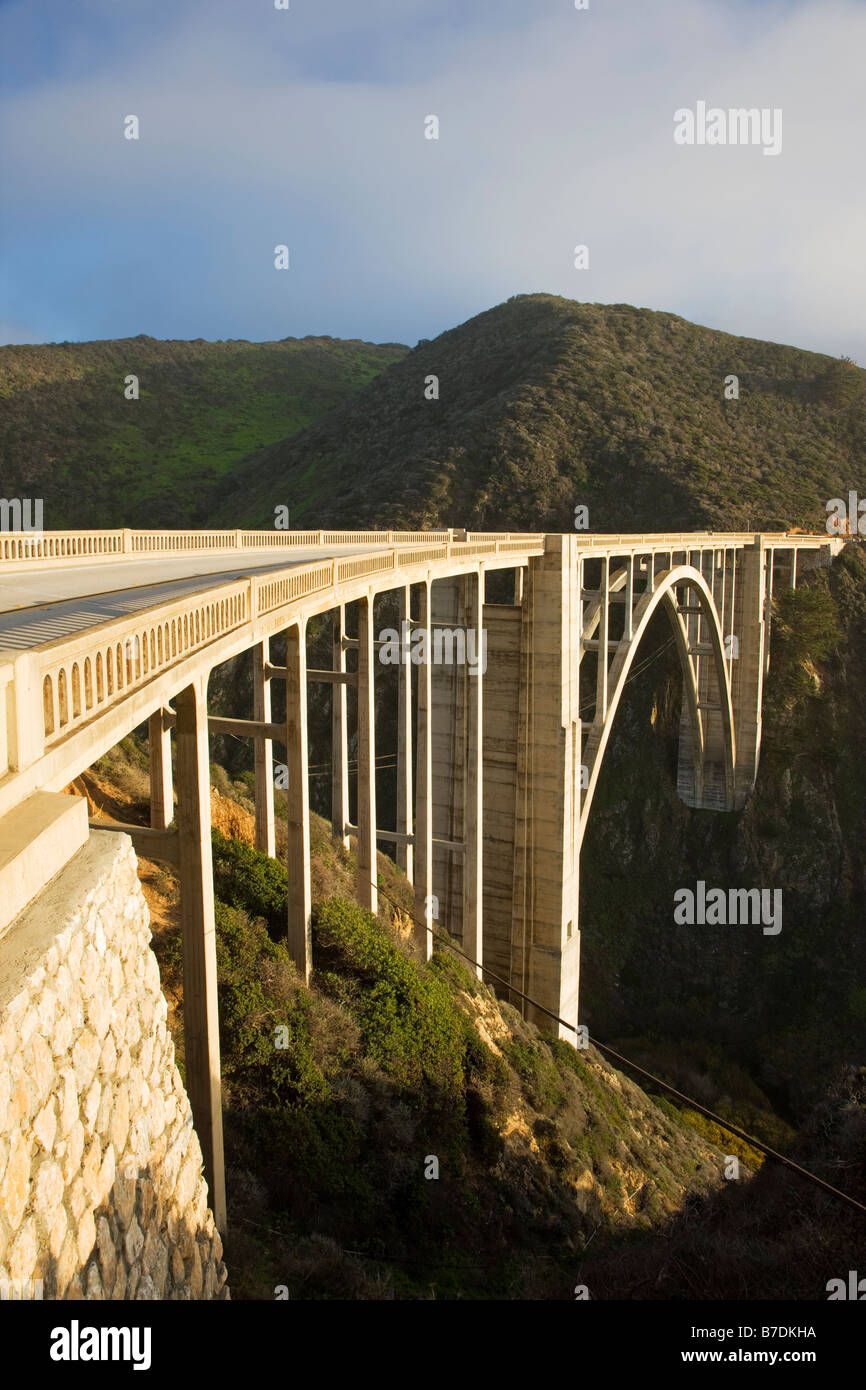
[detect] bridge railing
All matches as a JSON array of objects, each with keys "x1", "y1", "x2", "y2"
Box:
[
  {"x1": 0, "y1": 536, "x2": 546, "y2": 792},
  {"x1": 0, "y1": 527, "x2": 836, "y2": 572},
  {"x1": 0, "y1": 531, "x2": 128, "y2": 563},
  {"x1": 0, "y1": 527, "x2": 463, "y2": 570},
  {"x1": 573, "y1": 531, "x2": 831, "y2": 549}
]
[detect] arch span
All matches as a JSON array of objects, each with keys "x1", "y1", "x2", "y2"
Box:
[{"x1": 580, "y1": 565, "x2": 736, "y2": 834}]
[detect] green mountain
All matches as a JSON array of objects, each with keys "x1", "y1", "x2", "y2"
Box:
[
  {"x1": 0, "y1": 334, "x2": 407, "y2": 528},
  {"x1": 211, "y1": 294, "x2": 866, "y2": 533}
]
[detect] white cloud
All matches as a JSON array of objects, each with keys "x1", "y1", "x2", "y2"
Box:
[{"x1": 1, "y1": 0, "x2": 864, "y2": 359}]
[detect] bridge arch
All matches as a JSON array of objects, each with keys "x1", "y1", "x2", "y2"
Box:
[{"x1": 580, "y1": 564, "x2": 736, "y2": 834}]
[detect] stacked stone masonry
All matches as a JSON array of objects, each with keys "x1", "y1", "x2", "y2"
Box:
[{"x1": 0, "y1": 830, "x2": 229, "y2": 1299}]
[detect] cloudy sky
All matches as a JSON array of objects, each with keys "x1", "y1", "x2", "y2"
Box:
[{"x1": 1, "y1": 0, "x2": 864, "y2": 359}]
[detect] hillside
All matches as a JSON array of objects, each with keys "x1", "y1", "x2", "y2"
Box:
[
  {"x1": 72, "y1": 741, "x2": 866, "y2": 1299},
  {"x1": 0, "y1": 334, "x2": 407, "y2": 528},
  {"x1": 74, "y1": 741, "x2": 732, "y2": 1299},
  {"x1": 211, "y1": 294, "x2": 866, "y2": 533}
]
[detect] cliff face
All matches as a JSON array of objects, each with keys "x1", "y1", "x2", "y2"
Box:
[{"x1": 579, "y1": 543, "x2": 866, "y2": 1123}]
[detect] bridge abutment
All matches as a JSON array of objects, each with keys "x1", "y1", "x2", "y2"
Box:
[{"x1": 0, "y1": 827, "x2": 228, "y2": 1298}]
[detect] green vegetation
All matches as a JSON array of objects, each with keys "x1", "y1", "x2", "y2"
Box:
[
  {"x1": 211, "y1": 828, "x2": 289, "y2": 939},
  {"x1": 211, "y1": 294, "x2": 866, "y2": 533},
  {"x1": 142, "y1": 814, "x2": 728, "y2": 1299},
  {"x1": 765, "y1": 584, "x2": 843, "y2": 712},
  {"x1": 0, "y1": 334, "x2": 406, "y2": 526}
]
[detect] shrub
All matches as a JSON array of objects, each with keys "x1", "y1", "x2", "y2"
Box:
[{"x1": 211, "y1": 827, "x2": 288, "y2": 936}]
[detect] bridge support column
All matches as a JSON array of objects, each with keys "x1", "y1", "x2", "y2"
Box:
[
  {"x1": 356, "y1": 592, "x2": 378, "y2": 915},
  {"x1": 149, "y1": 708, "x2": 173, "y2": 830},
  {"x1": 253, "y1": 638, "x2": 275, "y2": 858},
  {"x1": 413, "y1": 580, "x2": 434, "y2": 959},
  {"x1": 463, "y1": 570, "x2": 484, "y2": 978},
  {"x1": 174, "y1": 679, "x2": 226, "y2": 1234},
  {"x1": 731, "y1": 539, "x2": 767, "y2": 806},
  {"x1": 510, "y1": 535, "x2": 581, "y2": 1040},
  {"x1": 285, "y1": 621, "x2": 312, "y2": 979},
  {"x1": 431, "y1": 577, "x2": 464, "y2": 942},
  {"x1": 396, "y1": 586, "x2": 414, "y2": 882},
  {"x1": 331, "y1": 606, "x2": 350, "y2": 848},
  {"x1": 481, "y1": 600, "x2": 522, "y2": 993}
]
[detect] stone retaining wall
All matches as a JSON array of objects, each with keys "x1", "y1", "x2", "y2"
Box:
[{"x1": 0, "y1": 830, "x2": 228, "y2": 1299}]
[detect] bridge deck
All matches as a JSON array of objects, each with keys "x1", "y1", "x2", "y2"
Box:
[{"x1": 0, "y1": 544, "x2": 390, "y2": 614}]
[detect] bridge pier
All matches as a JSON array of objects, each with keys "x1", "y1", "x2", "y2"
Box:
[
  {"x1": 480, "y1": 600, "x2": 522, "y2": 997},
  {"x1": 463, "y1": 569, "x2": 484, "y2": 979},
  {"x1": 731, "y1": 539, "x2": 767, "y2": 807},
  {"x1": 149, "y1": 707, "x2": 174, "y2": 830},
  {"x1": 396, "y1": 586, "x2": 414, "y2": 882},
  {"x1": 413, "y1": 579, "x2": 434, "y2": 960},
  {"x1": 426, "y1": 571, "x2": 486, "y2": 974},
  {"x1": 510, "y1": 536, "x2": 581, "y2": 1040},
  {"x1": 253, "y1": 638, "x2": 276, "y2": 858},
  {"x1": 175, "y1": 678, "x2": 226, "y2": 1234},
  {"x1": 285, "y1": 621, "x2": 312, "y2": 981},
  {"x1": 331, "y1": 606, "x2": 350, "y2": 849},
  {"x1": 431, "y1": 577, "x2": 463, "y2": 944},
  {"x1": 356, "y1": 592, "x2": 378, "y2": 915}
]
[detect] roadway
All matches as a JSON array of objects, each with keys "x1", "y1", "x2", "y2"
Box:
[{"x1": 0, "y1": 545, "x2": 387, "y2": 652}]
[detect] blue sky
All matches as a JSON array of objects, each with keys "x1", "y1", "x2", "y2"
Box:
[{"x1": 1, "y1": 0, "x2": 865, "y2": 359}]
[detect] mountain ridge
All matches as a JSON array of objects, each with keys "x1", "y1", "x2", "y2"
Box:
[{"x1": 210, "y1": 293, "x2": 866, "y2": 535}]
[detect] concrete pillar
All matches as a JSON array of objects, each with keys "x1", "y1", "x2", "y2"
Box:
[
  {"x1": 595, "y1": 555, "x2": 609, "y2": 722},
  {"x1": 431, "y1": 577, "x2": 463, "y2": 940},
  {"x1": 149, "y1": 708, "x2": 173, "y2": 830},
  {"x1": 174, "y1": 679, "x2": 225, "y2": 1234},
  {"x1": 511, "y1": 535, "x2": 581, "y2": 1039},
  {"x1": 481, "y1": 601, "x2": 522, "y2": 992},
  {"x1": 253, "y1": 638, "x2": 275, "y2": 858},
  {"x1": 396, "y1": 586, "x2": 414, "y2": 882},
  {"x1": 285, "y1": 621, "x2": 312, "y2": 979},
  {"x1": 764, "y1": 550, "x2": 775, "y2": 677},
  {"x1": 331, "y1": 606, "x2": 350, "y2": 848},
  {"x1": 731, "y1": 539, "x2": 766, "y2": 806},
  {"x1": 624, "y1": 554, "x2": 634, "y2": 641},
  {"x1": 356, "y1": 592, "x2": 377, "y2": 915},
  {"x1": 413, "y1": 580, "x2": 434, "y2": 959},
  {"x1": 463, "y1": 569, "x2": 484, "y2": 978}
]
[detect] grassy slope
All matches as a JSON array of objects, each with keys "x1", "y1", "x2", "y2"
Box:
[
  {"x1": 211, "y1": 293, "x2": 866, "y2": 533},
  {"x1": 0, "y1": 335, "x2": 407, "y2": 527}
]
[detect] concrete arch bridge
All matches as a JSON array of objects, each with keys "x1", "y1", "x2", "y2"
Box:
[{"x1": 0, "y1": 526, "x2": 842, "y2": 1227}]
